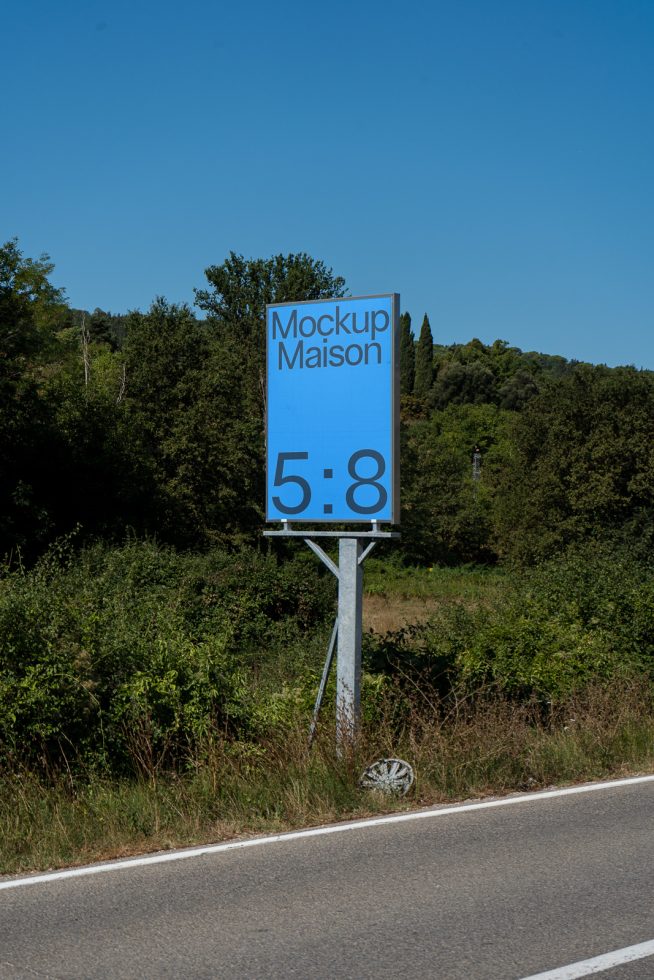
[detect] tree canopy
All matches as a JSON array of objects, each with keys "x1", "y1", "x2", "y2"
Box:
[
  {"x1": 399, "y1": 312, "x2": 415, "y2": 396},
  {"x1": 414, "y1": 314, "x2": 434, "y2": 399},
  {"x1": 3, "y1": 237, "x2": 653, "y2": 568},
  {"x1": 195, "y1": 252, "x2": 347, "y2": 414}
]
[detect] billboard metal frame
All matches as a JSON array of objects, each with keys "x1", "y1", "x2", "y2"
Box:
[
  {"x1": 264, "y1": 292, "x2": 402, "y2": 746},
  {"x1": 264, "y1": 525, "x2": 400, "y2": 746},
  {"x1": 265, "y1": 293, "x2": 401, "y2": 525}
]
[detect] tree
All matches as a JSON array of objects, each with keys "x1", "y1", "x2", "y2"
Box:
[
  {"x1": 401, "y1": 403, "x2": 512, "y2": 564},
  {"x1": 72, "y1": 308, "x2": 128, "y2": 349},
  {"x1": 121, "y1": 299, "x2": 209, "y2": 538},
  {"x1": 0, "y1": 240, "x2": 70, "y2": 555},
  {"x1": 0, "y1": 239, "x2": 66, "y2": 320},
  {"x1": 494, "y1": 365, "x2": 654, "y2": 562},
  {"x1": 399, "y1": 312, "x2": 415, "y2": 396},
  {"x1": 88, "y1": 308, "x2": 117, "y2": 349},
  {"x1": 122, "y1": 298, "x2": 262, "y2": 546},
  {"x1": 431, "y1": 360, "x2": 497, "y2": 408},
  {"x1": 195, "y1": 251, "x2": 346, "y2": 340},
  {"x1": 413, "y1": 314, "x2": 434, "y2": 399},
  {"x1": 194, "y1": 252, "x2": 347, "y2": 413},
  {"x1": 497, "y1": 369, "x2": 540, "y2": 411}
]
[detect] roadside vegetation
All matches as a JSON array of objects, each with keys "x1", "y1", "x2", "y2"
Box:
[
  {"x1": 2, "y1": 239, "x2": 654, "y2": 874},
  {"x1": 2, "y1": 538, "x2": 654, "y2": 874},
  {"x1": 3, "y1": 674, "x2": 654, "y2": 875}
]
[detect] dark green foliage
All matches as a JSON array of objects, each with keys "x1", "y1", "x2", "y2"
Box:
[
  {"x1": 3, "y1": 236, "x2": 653, "y2": 573},
  {"x1": 459, "y1": 544, "x2": 654, "y2": 697},
  {"x1": 431, "y1": 359, "x2": 497, "y2": 407},
  {"x1": 0, "y1": 239, "x2": 67, "y2": 323},
  {"x1": 195, "y1": 252, "x2": 346, "y2": 343},
  {"x1": 122, "y1": 298, "x2": 264, "y2": 545},
  {"x1": 87, "y1": 308, "x2": 117, "y2": 349},
  {"x1": 497, "y1": 368, "x2": 540, "y2": 411},
  {"x1": 427, "y1": 338, "x2": 585, "y2": 411},
  {"x1": 195, "y1": 252, "x2": 346, "y2": 415},
  {"x1": 430, "y1": 338, "x2": 548, "y2": 410},
  {"x1": 413, "y1": 314, "x2": 434, "y2": 398},
  {"x1": 71, "y1": 308, "x2": 128, "y2": 349},
  {"x1": 0, "y1": 539, "x2": 335, "y2": 776},
  {"x1": 44, "y1": 371, "x2": 150, "y2": 542},
  {"x1": 401, "y1": 404, "x2": 512, "y2": 564},
  {"x1": 365, "y1": 543, "x2": 654, "y2": 700},
  {"x1": 399, "y1": 312, "x2": 415, "y2": 396},
  {"x1": 495, "y1": 365, "x2": 654, "y2": 562},
  {"x1": 0, "y1": 240, "x2": 70, "y2": 554},
  {"x1": 0, "y1": 243, "x2": 352, "y2": 558},
  {"x1": 522, "y1": 350, "x2": 580, "y2": 380},
  {"x1": 5, "y1": 237, "x2": 654, "y2": 822}
]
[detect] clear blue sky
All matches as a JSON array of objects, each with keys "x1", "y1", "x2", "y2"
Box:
[{"x1": 3, "y1": 0, "x2": 653, "y2": 367}]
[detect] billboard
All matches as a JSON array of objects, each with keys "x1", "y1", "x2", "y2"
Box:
[{"x1": 266, "y1": 293, "x2": 400, "y2": 523}]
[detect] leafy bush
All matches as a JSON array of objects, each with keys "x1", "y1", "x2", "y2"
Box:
[
  {"x1": 365, "y1": 544, "x2": 654, "y2": 700},
  {"x1": 0, "y1": 538, "x2": 334, "y2": 776},
  {"x1": 494, "y1": 365, "x2": 654, "y2": 562}
]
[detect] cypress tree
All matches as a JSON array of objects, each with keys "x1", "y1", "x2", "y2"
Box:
[
  {"x1": 414, "y1": 314, "x2": 434, "y2": 398},
  {"x1": 88, "y1": 308, "x2": 117, "y2": 349},
  {"x1": 399, "y1": 312, "x2": 415, "y2": 395}
]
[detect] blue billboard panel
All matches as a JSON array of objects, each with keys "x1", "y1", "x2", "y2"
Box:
[{"x1": 266, "y1": 293, "x2": 399, "y2": 523}]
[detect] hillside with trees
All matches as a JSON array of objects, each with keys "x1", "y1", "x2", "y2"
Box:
[
  {"x1": 3, "y1": 237, "x2": 652, "y2": 567},
  {"x1": 2, "y1": 238, "x2": 654, "y2": 872}
]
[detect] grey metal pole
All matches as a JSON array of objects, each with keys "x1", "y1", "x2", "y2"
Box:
[
  {"x1": 308, "y1": 615, "x2": 338, "y2": 747},
  {"x1": 336, "y1": 537, "x2": 363, "y2": 744},
  {"x1": 263, "y1": 528, "x2": 398, "y2": 750}
]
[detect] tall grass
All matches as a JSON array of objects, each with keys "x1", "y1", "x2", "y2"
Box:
[
  {"x1": 364, "y1": 558, "x2": 505, "y2": 602},
  {"x1": 3, "y1": 679, "x2": 654, "y2": 876},
  {"x1": 2, "y1": 539, "x2": 653, "y2": 875}
]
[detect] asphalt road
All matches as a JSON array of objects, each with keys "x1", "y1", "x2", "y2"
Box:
[{"x1": 2, "y1": 778, "x2": 654, "y2": 979}]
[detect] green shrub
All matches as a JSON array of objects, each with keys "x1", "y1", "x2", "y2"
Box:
[
  {"x1": 365, "y1": 544, "x2": 654, "y2": 700},
  {"x1": 0, "y1": 538, "x2": 334, "y2": 776}
]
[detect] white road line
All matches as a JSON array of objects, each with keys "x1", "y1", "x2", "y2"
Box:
[
  {"x1": 1, "y1": 772, "x2": 654, "y2": 892},
  {"x1": 521, "y1": 938, "x2": 654, "y2": 978}
]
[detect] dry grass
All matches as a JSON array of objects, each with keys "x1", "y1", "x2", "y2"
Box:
[
  {"x1": 2, "y1": 678, "x2": 654, "y2": 876},
  {"x1": 363, "y1": 594, "x2": 439, "y2": 633},
  {"x1": 362, "y1": 562, "x2": 505, "y2": 633}
]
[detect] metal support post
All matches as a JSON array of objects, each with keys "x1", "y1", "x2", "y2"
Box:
[
  {"x1": 263, "y1": 527, "x2": 399, "y2": 748},
  {"x1": 308, "y1": 615, "x2": 338, "y2": 747},
  {"x1": 336, "y1": 537, "x2": 363, "y2": 744}
]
